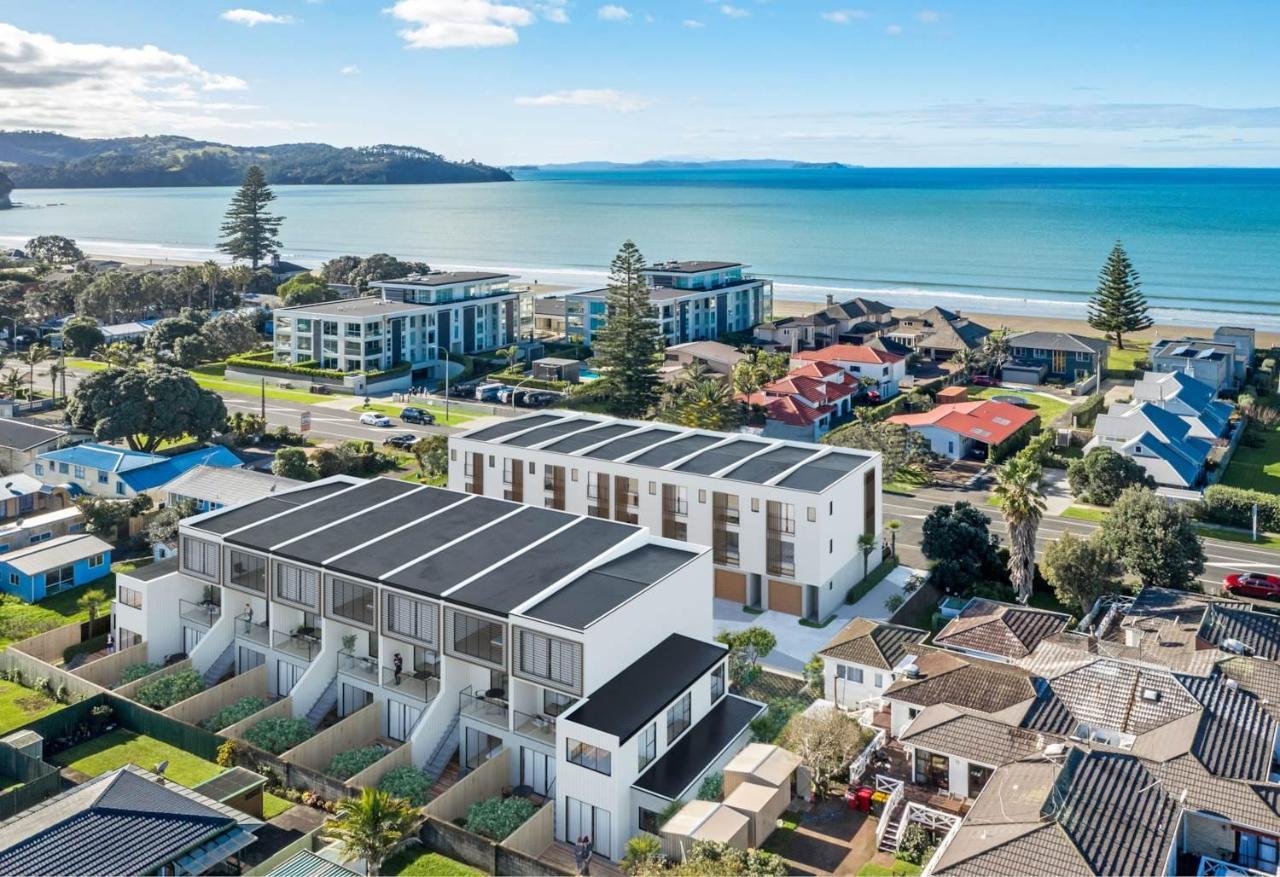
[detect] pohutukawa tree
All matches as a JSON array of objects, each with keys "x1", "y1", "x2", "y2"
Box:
[
  {"x1": 993, "y1": 453, "x2": 1046, "y2": 603},
  {"x1": 593, "y1": 240, "x2": 663, "y2": 417},
  {"x1": 218, "y1": 165, "x2": 283, "y2": 269},
  {"x1": 1087, "y1": 240, "x2": 1152, "y2": 350}
]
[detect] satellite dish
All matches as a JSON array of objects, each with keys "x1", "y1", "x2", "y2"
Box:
[{"x1": 154, "y1": 759, "x2": 169, "y2": 782}]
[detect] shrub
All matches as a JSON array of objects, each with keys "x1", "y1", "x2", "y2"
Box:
[
  {"x1": 1202, "y1": 484, "x2": 1280, "y2": 533},
  {"x1": 216, "y1": 739, "x2": 239, "y2": 768},
  {"x1": 697, "y1": 773, "x2": 723, "y2": 802},
  {"x1": 203, "y1": 696, "x2": 271, "y2": 732},
  {"x1": 466, "y1": 795, "x2": 537, "y2": 841},
  {"x1": 898, "y1": 824, "x2": 936, "y2": 866},
  {"x1": 135, "y1": 669, "x2": 204, "y2": 709},
  {"x1": 327, "y1": 745, "x2": 390, "y2": 780},
  {"x1": 1072, "y1": 392, "x2": 1106, "y2": 428},
  {"x1": 1066, "y1": 446, "x2": 1155, "y2": 506},
  {"x1": 245, "y1": 716, "x2": 315, "y2": 754},
  {"x1": 119, "y1": 662, "x2": 161, "y2": 685},
  {"x1": 378, "y1": 766, "x2": 434, "y2": 806},
  {"x1": 621, "y1": 834, "x2": 666, "y2": 876}
]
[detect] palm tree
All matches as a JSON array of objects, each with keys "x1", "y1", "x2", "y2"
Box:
[
  {"x1": 950, "y1": 347, "x2": 981, "y2": 381},
  {"x1": 500, "y1": 344, "x2": 521, "y2": 370},
  {"x1": 885, "y1": 519, "x2": 902, "y2": 557},
  {"x1": 324, "y1": 788, "x2": 417, "y2": 876},
  {"x1": 227, "y1": 264, "x2": 254, "y2": 297},
  {"x1": 22, "y1": 344, "x2": 49, "y2": 400},
  {"x1": 201, "y1": 260, "x2": 223, "y2": 309},
  {"x1": 47, "y1": 356, "x2": 64, "y2": 401},
  {"x1": 993, "y1": 454, "x2": 1047, "y2": 604},
  {"x1": 1, "y1": 368, "x2": 23, "y2": 401},
  {"x1": 176, "y1": 265, "x2": 203, "y2": 310},
  {"x1": 981, "y1": 329, "x2": 1013, "y2": 378},
  {"x1": 77, "y1": 588, "x2": 107, "y2": 624},
  {"x1": 857, "y1": 532, "x2": 878, "y2": 577},
  {"x1": 95, "y1": 341, "x2": 144, "y2": 368}
]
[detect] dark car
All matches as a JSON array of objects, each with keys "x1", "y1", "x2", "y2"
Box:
[
  {"x1": 383, "y1": 434, "x2": 418, "y2": 450},
  {"x1": 970, "y1": 375, "x2": 1000, "y2": 387},
  {"x1": 1223, "y1": 572, "x2": 1280, "y2": 599},
  {"x1": 400, "y1": 407, "x2": 436, "y2": 425}
]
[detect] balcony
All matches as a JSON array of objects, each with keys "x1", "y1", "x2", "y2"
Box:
[
  {"x1": 180, "y1": 599, "x2": 221, "y2": 629},
  {"x1": 235, "y1": 613, "x2": 270, "y2": 647},
  {"x1": 273, "y1": 629, "x2": 321, "y2": 662},
  {"x1": 382, "y1": 666, "x2": 440, "y2": 703},
  {"x1": 338, "y1": 650, "x2": 379, "y2": 683},
  {"x1": 460, "y1": 685, "x2": 509, "y2": 730},
  {"x1": 514, "y1": 710, "x2": 556, "y2": 747}
]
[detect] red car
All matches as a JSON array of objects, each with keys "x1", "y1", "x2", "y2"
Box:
[
  {"x1": 970, "y1": 374, "x2": 1000, "y2": 387},
  {"x1": 1223, "y1": 572, "x2": 1280, "y2": 599}
]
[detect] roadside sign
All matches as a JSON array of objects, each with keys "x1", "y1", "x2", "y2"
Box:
[{"x1": 300, "y1": 411, "x2": 311, "y2": 434}]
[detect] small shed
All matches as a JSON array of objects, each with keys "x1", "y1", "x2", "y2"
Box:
[
  {"x1": 661, "y1": 800, "x2": 751, "y2": 853},
  {"x1": 532, "y1": 357, "x2": 582, "y2": 384},
  {"x1": 192, "y1": 766, "x2": 268, "y2": 819},
  {"x1": 723, "y1": 743, "x2": 803, "y2": 797},
  {"x1": 936, "y1": 385, "x2": 969, "y2": 404},
  {"x1": 723, "y1": 780, "x2": 788, "y2": 848}
]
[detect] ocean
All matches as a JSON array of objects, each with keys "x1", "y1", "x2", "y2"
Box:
[{"x1": 3, "y1": 167, "x2": 1279, "y2": 329}]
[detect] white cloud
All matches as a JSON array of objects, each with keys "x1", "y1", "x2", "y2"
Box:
[
  {"x1": 536, "y1": 0, "x2": 569, "y2": 23},
  {"x1": 821, "y1": 9, "x2": 867, "y2": 25},
  {"x1": 340, "y1": 64, "x2": 360, "y2": 74},
  {"x1": 515, "y1": 88, "x2": 651, "y2": 112},
  {"x1": 885, "y1": 23, "x2": 903, "y2": 35},
  {"x1": 916, "y1": 10, "x2": 940, "y2": 24},
  {"x1": 0, "y1": 22, "x2": 279, "y2": 137},
  {"x1": 683, "y1": 19, "x2": 705, "y2": 28},
  {"x1": 387, "y1": 0, "x2": 537, "y2": 49},
  {"x1": 597, "y1": 4, "x2": 630, "y2": 20},
  {"x1": 220, "y1": 9, "x2": 296, "y2": 26},
  {"x1": 720, "y1": 5, "x2": 751, "y2": 18}
]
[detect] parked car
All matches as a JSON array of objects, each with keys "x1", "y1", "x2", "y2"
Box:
[
  {"x1": 359, "y1": 412, "x2": 393, "y2": 427},
  {"x1": 1223, "y1": 572, "x2": 1280, "y2": 599},
  {"x1": 519, "y1": 391, "x2": 559, "y2": 408},
  {"x1": 400, "y1": 407, "x2": 436, "y2": 425},
  {"x1": 970, "y1": 375, "x2": 1000, "y2": 387},
  {"x1": 474, "y1": 382, "x2": 504, "y2": 402},
  {"x1": 383, "y1": 434, "x2": 418, "y2": 450}
]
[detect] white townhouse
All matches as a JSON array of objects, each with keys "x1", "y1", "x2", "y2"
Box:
[
  {"x1": 113, "y1": 475, "x2": 761, "y2": 864},
  {"x1": 565, "y1": 261, "x2": 772, "y2": 347},
  {"x1": 447, "y1": 412, "x2": 884, "y2": 624},
  {"x1": 273, "y1": 271, "x2": 520, "y2": 380}
]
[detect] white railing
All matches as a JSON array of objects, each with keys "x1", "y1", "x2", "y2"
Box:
[
  {"x1": 1196, "y1": 856, "x2": 1275, "y2": 877},
  {"x1": 903, "y1": 802, "x2": 961, "y2": 832},
  {"x1": 849, "y1": 729, "x2": 886, "y2": 784},
  {"x1": 874, "y1": 774, "x2": 905, "y2": 848},
  {"x1": 916, "y1": 804, "x2": 964, "y2": 877}
]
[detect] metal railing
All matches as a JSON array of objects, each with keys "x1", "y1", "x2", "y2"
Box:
[
  {"x1": 338, "y1": 650, "x2": 379, "y2": 681},
  {"x1": 513, "y1": 710, "x2": 556, "y2": 746},
  {"x1": 1197, "y1": 856, "x2": 1274, "y2": 877},
  {"x1": 459, "y1": 685, "x2": 509, "y2": 730},
  {"x1": 235, "y1": 613, "x2": 270, "y2": 646},
  {"x1": 273, "y1": 629, "x2": 320, "y2": 662},
  {"x1": 179, "y1": 599, "x2": 221, "y2": 628},
  {"x1": 382, "y1": 666, "x2": 440, "y2": 703}
]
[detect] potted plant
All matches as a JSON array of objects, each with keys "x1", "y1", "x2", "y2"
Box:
[{"x1": 341, "y1": 634, "x2": 357, "y2": 654}]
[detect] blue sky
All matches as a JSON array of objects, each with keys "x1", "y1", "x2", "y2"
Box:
[{"x1": 1, "y1": 0, "x2": 1278, "y2": 166}]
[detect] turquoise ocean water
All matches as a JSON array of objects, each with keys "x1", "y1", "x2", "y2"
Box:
[{"x1": 3, "y1": 167, "x2": 1278, "y2": 328}]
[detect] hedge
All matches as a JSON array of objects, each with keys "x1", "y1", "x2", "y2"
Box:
[
  {"x1": 378, "y1": 766, "x2": 433, "y2": 806},
  {"x1": 203, "y1": 696, "x2": 271, "y2": 732},
  {"x1": 486, "y1": 370, "x2": 570, "y2": 392},
  {"x1": 1201, "y1": 484, "x2": 1280, "y2": 533},
  {"x1": 244, "y1": 716, "x2": 314, "y2": 754},
  {"x1": 226, "y1": 352, "x2": 412, "y2": 382},
  {"x1": 118, "y1": 662, "x2": 162, "y2": 686},
  {"x1": 1072, "y1": 393, "x2": 1106, "y2": 429},
  {"x1": 327, "y1": 745, "x2": 390, "y2": 780},
  {"x1": 135, "y1": 668, "x2": 205, "y2": 710}
]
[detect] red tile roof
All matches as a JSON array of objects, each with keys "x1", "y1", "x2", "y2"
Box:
[
  {"x1": 794, "y1": 343, "x2": 904, "y2": 366},
  {"x1": 888, "y1": 400, "x2": 1037, "y2": 445},
  {"x1": 763, "y1": 372, "x2": 858, "y2": 406},
  {"x1": 741, "y1": 392, "x2": 833, "y2": 426}
]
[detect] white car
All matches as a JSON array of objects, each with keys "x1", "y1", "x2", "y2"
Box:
[{"x1": 359, "y1": 412, "x2": 392, "y2": 427}]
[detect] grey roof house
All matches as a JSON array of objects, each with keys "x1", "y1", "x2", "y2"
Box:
[
  {"x1": 1001, "y1": 331, "x2": 1108, "y2": 387},
  {"x1": 887, "y1": 307, "x2": 991, "y2": 362},
  {"x1": 1150, "y1": 338, "x2": 1239, "y2": 393},
  {"x1": 0, "y1": 419, "x2": 69, "y2": 474}
]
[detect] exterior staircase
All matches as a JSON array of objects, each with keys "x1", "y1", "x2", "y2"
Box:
[
  {"x1": 305, "y1": 676, "x2": 338, "y2": 728},
  {"x1": 424, "y1": 712, "x2": 460, "y2": 779},
  {"x1": 878, "y1": 797, "x2": 908, "y2": 853},
  {"x1": 202, "y1": 643, "x2": 235, "y2": 687},
  {"x1": 427, "y1": 762, "x2": 461, "y2": 801}
]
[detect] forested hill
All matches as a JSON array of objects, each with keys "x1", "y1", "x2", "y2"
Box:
[{"x1": 0, "y1": 132, "x2": 513, "y2": 187}]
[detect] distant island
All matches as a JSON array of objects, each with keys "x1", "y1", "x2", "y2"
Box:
[
  {"x1": 518, "y1": 159, "x2": 862, "y2": 172},
  {"x1": 0, "y1": 131, "x2": 512, "y2": 188}
]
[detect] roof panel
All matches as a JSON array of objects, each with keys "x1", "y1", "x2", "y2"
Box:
[
  {"x1": 627, "y1": 434, "x2": 723, "y2": 468},
  {"x1": 674, "y1": 438, "x2": 771, "y2": 475},
  {"x1": 463, "y1": 414, "x2": 562, "y2": 442},
  {"x1": 776, "y1": 451, "x2": 869, "y2": 491},
  {"x1": 524, "y1": 544, "x2": 700, "y2": 629},
  {"x1": 721, "y1": 445, "x2": 816, "y2": 485},
  {"x1": 539, "y1": 423, "x2": 639, "y2": 454},
  {"x1": 501, "y1": 418, "x2": 602, "y2": 448},
  {"x1": 582, "y1": 428, "x2": 682, "y2": 461},
  {"x1": 191, "y1": 481, "x2": 353, "y2": 535},
  {"x1": 226, "y1": 479, "x2": 418, "y2": 551},
  {"x1": 275, "y1": 487, "x2": 468, "y2": 564}
]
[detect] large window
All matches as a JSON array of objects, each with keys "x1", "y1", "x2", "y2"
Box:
[
  {"x1": 767, "y1": 540, "x2": 796, "y2": 578},
  {"x1": 637, "y1": 723, "x2": 656, "y2": 772},
  {"x1": 117, "y1": 585, "x2": 142, "y2": 609},
  {"x1": 447, "y1": 608, "x2": 505, "y2": 668},
  {"x1": 713, "y1": 492, "x2": 739, "y2": 526},
  {"x1": 713, "y1": 530, "x2": 740, "y2": 567},
  {"x1": 863, "y1": 470, "x2": 877, "y2": 543},
  {"x1": 567, "y1": 739, "x2": 612, "y2": 776},
  {"x1": 767, "y1": 501, "x2": 796, "y2": 536},
  {"x1": 515, "y1": 628, "x2": 582, "y2": 693},
  {"x1": 227, "y1": 550, "x2": 266, "y2": 593},
  {"x1": 274, "y1": 562, "x2": 319, "y2": 608},
  {"x1": 666, "y1": 693, "x2": 691, "y2": 743},
  {"x1": 384, "y1": 593, "x2": 439, "y2": 647},
  {"x1": 711, "y1": 664, "x2": 725, "y2": 701},
  {"x1": 45, "y1": 564, "x2": 75, "y2": 593},
  {"x1": 180, "y1": 536, "x2": 219, "y2": 580},
  {"x1": 328, "y1": 577, "x2": 375, "y2": 627}
]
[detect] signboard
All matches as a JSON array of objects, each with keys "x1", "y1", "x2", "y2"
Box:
[{"x1": 300, "y1": 411, "x2": 312, "y2": 434}]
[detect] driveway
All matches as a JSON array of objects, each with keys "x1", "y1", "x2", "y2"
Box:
[
  {"x1": 764, "y1": 798, "x2": 880, "y2": 875},
  {"x1": 714, "y1": 564, "x2": 925, "y2": 674},
  {"x1": 1040, "y1": 467, "x2": 1074, "y2": 517}
]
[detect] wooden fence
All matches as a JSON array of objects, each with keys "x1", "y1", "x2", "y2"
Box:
[
  {"x1": 503, "y1": 800, "x2": 554, "y2": 858},
  {"x1": 283, "y1": 702, "x2": 380, "y2": 774},
  {"x1": 114, "y1": 658, "x2": 193, "y2": 702},
  {"x1": 164, "y1": 664, "x2": 268, "y2": 727},
  {"x1": 221, "y1": 696, "x2": 293, "y2": 743},
  {"x1": 71, "y1": 643, "x2": 148, "y2": 688},
  {"x1": 347, "y1": 740, "x2": 411, "y2": 792},
  {"x1": 425, "y1": 748, "x2": 511, "y2": 823}
]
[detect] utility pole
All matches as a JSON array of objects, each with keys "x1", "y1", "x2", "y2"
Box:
[{"x1": 260, "y1": 377, "x2": 266, "y2": 422}]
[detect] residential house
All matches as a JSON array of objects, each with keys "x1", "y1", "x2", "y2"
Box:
[
  {"x1": 933, "y1": 598, "x2": 1070, "y2": 663},
  {"x1": 0, "y1": 418, "x2": 69, "y2": 473},
  {"x1": 739, "y1": 362, "x2": 861, "y2": 441},
  {"x1": 265, "y1": 255, "x2": 312, "y2": 284},
  {"x1": 0, "y1": 532, "x2": 112, "y2": 601},
  {"x1": 755, "y1": 295, "x2": 896, "y2": 351},
  {"x1": 1085, "y1": 401, "x2": 1212, "y2": 488},
  {"x1": 1001, "y1": 331, "x2": 1108, "y2": 387},
  {"x1": 1150, "y1": 338, "x2": 1238, "y2": 393},
  {"x1": 791, "y1": 342, "x2": 907, "y2": 399},
  {"x1": 661, "y1": 341, "x2": 747, "y2": 381},
  {"x1": 1214, "y1": 326, "x2": 1256, "y2": 385},
  {"x1": 565, "y1": 261, "x2": 772, "y2": 347},
  {"x1": 1131, "y1": 370, "x2": 1234, "y2": 439},
  {"x1": 273, "y1": 271, "x2": 521, "y2": 382},
  {"x1": 881, "y1": 648, "x2": 1037, "y2": 738},
  {"x1": 447, "y1": 412, "x2": 883, "y2": 622},
  {"x1": 165, "y1": 464, "x2": 305, "y2": 514},
  {"x1": 886, "y1": 307, "x2": 991, "y2": 363},
  {"x1": 0, "y1": 474, "x2": 75, "y2": 521},
  {"x1": 0, "y1": 765, "x2": 263, "y2": 876},
  {"x1": 888, "y1": 400, "x2": 1038, "y2": 461},
  {"x1": 118, "y1": 474, "x2": 760, "y2": 863},
  {"x1": 27, "y1": 443, "x2": 244, "y2": 500},
  {"x1": 816, "y1": 619, "x2": 929, "y2": 710},
  {"x1": 0, "y1": 506, "x2": 86, "y2": 554}
]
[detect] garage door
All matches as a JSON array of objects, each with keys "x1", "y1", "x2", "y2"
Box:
[
  {"x1": 768, "y1": 580, "x2": 803, "y2": 615},
  {"x1": 714, "y1": 570, "x2": 747, "y2": 603}
]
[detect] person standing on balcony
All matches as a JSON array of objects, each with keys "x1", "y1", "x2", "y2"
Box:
[{"x1": 393, "y1": 652, "x2": 403, "y2": 685}]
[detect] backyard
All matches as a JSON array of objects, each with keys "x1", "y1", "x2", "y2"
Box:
[
  {"x1": 0, "y1": 587, "x2": 111, "y2": 650},
  {"x1": 968, "y1": 387, "x2": 1072, "y2": 428},
  {"x1": 383, "y1": 848, "x2": 482, "y2": 877},
  {"x1": 1221, "y1": 423, "x2": 1280, "y2": 495},
  {"x1": 1106, "y1": 342, "x2": 1150, "y2": 379},
  {"x1": 0, "y1": 679, "x2": 63, "y2": 736}
]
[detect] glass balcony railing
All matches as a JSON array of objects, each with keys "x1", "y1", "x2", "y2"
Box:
[
  {"x1": 514, "y1": 710, "x2": 556, "y2": 747},
  {"x1": 338, "y1": 650, "x2": 379, "y2": 682},
  {"x1": 382, "y1": 666, "x2": 440, "y2": 703},
  {"x1": 460, "y1": 685, "x2": 509, "y2": 730},
  {"x1": 180, "y1": 599, "x2": 221, "y2": 628},
  {"x1": 235, "y1": 613, "x2": 270, "y2": 646},
  {"x1": 273, "y1": 629, "x2": 320, "y2": 662}
]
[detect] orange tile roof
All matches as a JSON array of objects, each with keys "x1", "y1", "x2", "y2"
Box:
[{"x1": 888, "y1": 400, "x2": 1037, "y2": 445}]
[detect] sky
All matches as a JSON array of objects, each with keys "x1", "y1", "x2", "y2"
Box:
[{"x1": 0, "y1": 1, "x2": 1278, "y2": 167}]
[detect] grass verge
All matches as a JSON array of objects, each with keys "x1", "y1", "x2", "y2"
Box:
[
  {"x1": 1061, "y1": 505, "x2": 1107, "y2": 522},
  {"x1": 1195, "y1": 524, "x2": 1280, "y2": 551}
]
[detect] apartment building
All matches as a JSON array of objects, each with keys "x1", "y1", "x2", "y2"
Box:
[
  {"x1": 565, "y1": 261, "x2": 772, "y2": 347},
  {"x1": 114, "y1": 475, "x2": 760, "y2": 863},
  {"x1": 273, "y1": 271, "x2": 520, "y2": 379},
  {"x1": 448, "y1": 412, "x2": 883, "y2": 622}
]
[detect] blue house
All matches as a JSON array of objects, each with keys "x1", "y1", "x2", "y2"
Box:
[
  {"x1": 27, "y1": 443, "x2": 243, "y2": 500},
  {"x1": 0, "y1": 533, "x2": 113, "y2": 601},
  {"x1": 1003, "y1": 331, "x2": 1109, "y2": 386}
]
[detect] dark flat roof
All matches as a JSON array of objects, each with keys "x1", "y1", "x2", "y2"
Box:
[
  {"x1": 566, "y1": 634, "x2": 727, "y2": 742},
  {"x1": 777, "y1": 451, "x2": 869, "y2": 491},
  {"x1": 644, "y1": 261, "x2": 741, "y2": 274},
  {"x1": 464, "y1": 414, "x2": 562, "y2": 442},
  {"x1": 627, "y1": 433, "x2": 723, "y2": 468},
  {"x1": 446, "y1": 517, "x2": 637, "y2": 615},
  {"x1": 373, "y1": 271, "x2": 509, "y2": 287},
  {"x1": 503, "y1": 419, "x2": 601, "y2": 448},
  {"x1": 225, "y1": 479, "x2": 418, "y2": 551},
  {"x1": 674, "y1": 438, "x2": 770, "y2": 475},
  {"x1": 582, "y1": 428, "x2": 682, "y2": 461},
  {"x1": 0, "y1": 418, "x2": 66, "y2": 451},
  {"x1": 275, "y1": 487, "x2": 467, "y2": 564},
  {"x1": 633, "y1": 696, "x2": 764, "y2": 800},
  {"x1": 125, "y1": 556, "x2": 180, "y2": 582},
  {"x1": 539, "y1": 423, "x2": 638, "y2": 454},
  {"x1": 191, "y1": 481, "x2": 353, "y2": 535},
  {"x1": 723, "y1": 445, "x2": 815, "y2": 485},
  {"x1": 277, "y1": 297, "x2": 422, "y2": 317},
  {"x1": 524, "y1": 544, "x2": 700, "y2": 630}
]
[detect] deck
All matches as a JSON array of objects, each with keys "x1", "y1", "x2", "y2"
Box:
[{"x1": 540, "y1": 841, "x2": 626, "y2": 877}]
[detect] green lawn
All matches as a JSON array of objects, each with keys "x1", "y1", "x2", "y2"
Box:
[
  {"x1": 384, "y1": 849, "x2": 482, "y2": 877},
  {"x1": 68, "y1": 358, "x2": 337, "y2": 406},
  {"x1": 262, "y1": 792, "x2": 294, "y2": 819},
  {"x1": 0, "y1": 679, "x2": 62, "y2": 735},
  {"x1": 1061, "y1": 504, "x2": 1108, "y2": 522},
  {"x1": 1195, "y1": 524, "x2": 1280, "y2": 551},
  {"x1": 1221, "y1": 424, "x2": 1280, "y2": 495},
  {"x1": 351, "y1": 401, "x2": 474, "y2": 427},
  {"x1": 1106, "y1": 342, "x2": 1150, "y2": 379},
  {"x1": 857, "y1": 860, "x2": 923, "y2": 877},
  {"x1": 968, "y1": 387, "x2": 1072, "y2": 428},
  {"x1": 885, "y1": 465, "x2": 930, "y2": 496},
  {"x1": 0, "y1": 587, "x2": 111, "y2": 649}
]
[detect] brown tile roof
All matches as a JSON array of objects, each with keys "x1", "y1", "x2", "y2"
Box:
[
  {"x1": 1019, "y1": 659, "x2": 1200, "y2": 738},
  {"x1": 883, "y1": 649, "x2": 1036, "y2": 714},
  {"x1": 816, "y1": 618, "x2": 929, "y2": 670},
  {"x1": 900, "y1": 705, "x2": 1051, "y2": 767},
  {"x1": 934, "y1": 598, "x2": 1070, "y2": 660}
]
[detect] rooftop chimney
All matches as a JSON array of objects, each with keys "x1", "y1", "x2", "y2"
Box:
[{"x1": 826, "y1": 293, "x2": 835, "y2": 307}]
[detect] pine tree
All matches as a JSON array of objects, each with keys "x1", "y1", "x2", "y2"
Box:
[
  {"x1": 1087, "y1": 241, "x2": 1152, "y2": 350},
  {"x1": 593, "y1": 240, "x2": 663, "y2": 417},
  {"x1": 218, "y1": 165, "x2": 283, "y2": 269}
]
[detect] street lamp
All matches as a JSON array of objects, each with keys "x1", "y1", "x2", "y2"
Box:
[{"x1": 431, "y1": 344, "x2": 452, "y2": 422}]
